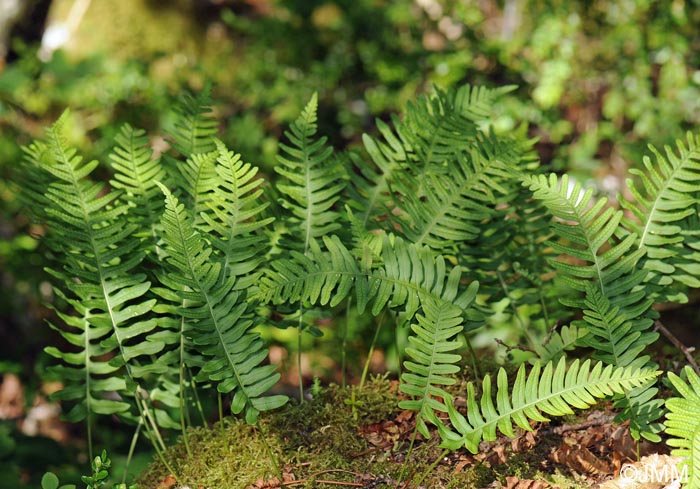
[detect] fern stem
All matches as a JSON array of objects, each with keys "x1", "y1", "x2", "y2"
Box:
[
  {"x1": 359, "y1": 310, "x2": 387, "y2": 390},
  {"x1": 397, "y1": 414, "x2": 423, "y2": 484},
  {"x1": 464, "y1": 335, "x2": 480, "y2": 379},
  {"x1": 135, "y1": 393, "x2": 166, "y2": 453},
  {"x1": 256, "y1": 420, "x2": 282, "y2": 480},
  {"x1": 341, "y1": 296, "x2": 352, "y2": 388},
  {"x1": 122, "y1": 421, "x2": 142, "y2": 484},
  {"x1": 179, "y1": 364, "x2": 192, "y2": 457},
  {"x1": 188, "y1": 371, "x2": 207, "y2": 426},
  {"x1": 297, "y1": 307, "x2": 305, "y2": 403},
  {"x1": 218, "y1": 392, "x2": 229, "y2": 453},
  {"x1": 86, "y1": 414, "x2": 93, "y2": 462},
  {"x1": 414, "y1": 448, "x2": 449, "y2": 488}
]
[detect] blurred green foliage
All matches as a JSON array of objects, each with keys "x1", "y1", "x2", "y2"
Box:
[{"x1": 1, "y1": 0, "x2": 700, "y2": 483}]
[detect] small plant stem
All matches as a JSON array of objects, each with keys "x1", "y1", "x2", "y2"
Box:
[
  {"x1": 256, "y1": 420, "x2": 281, "y2": 480},
  {"x1": 538, "y1": 289, "x2": 551, "y2": 334},
  {"x1": 464, "y1": 335, "x2": 479, "y2": 378},
  {"x1": 297, "y1": 306, "x2": 305, "y2": 402},
  {"x1": 341, "y1": 296, "x2": 352, "y2": 388},
  {"x1": 359, "y1": 310, "x2": 387, "y2": 390},
  {"x1": 654, "y1": 320, "x2": 700, "y2": 374},
  {"x1": 397, "y1": 416, "x2": 422, "y2": 484},
  {"x1": 188, "y1": 370, "x2": 207, "y2": 425},
  {"x1": 122, "y1": 422, "x2": 142, "y2": 484},
  {"x1": 178, "y1": 364, "x2": 191, "y2": 457},
  {"x1": 413, "y1": 448, "x2": 449, "y2": 487},
  {"x1": 134, "y1": 393, "x2": 166, "y2": 453},
  {"x1": 86, "y1": 414, "x2": 94, "y2": 462},
  {"x1": 217, "y1": 392, "x2": 228, "y2": 452}
]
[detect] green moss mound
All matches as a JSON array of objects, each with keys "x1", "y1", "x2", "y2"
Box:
[{"x1": 136, "y1": 376, "x2": 585, "y2": 488}]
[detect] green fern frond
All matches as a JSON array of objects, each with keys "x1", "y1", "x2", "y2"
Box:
[
  {"x1": 534, "y1": 325, "x2": 588, "y2": 364},
  {"x1": 109, "y1": 123, "x2": 166, "y2": 243},
  {"x1": 620, "y1": 133, "x2": 700, "y2": 301},
  {"x1": 666, "y1": 366, "x2": 700, "y2": 488},
  {"x1": 168, "y1": 84, "x2": 218, "y2": 157},
  {"x1": 157, "y1": 184, "x2": 287, "y2": 424},
  {"x1": 259, "y1": 233, "x2": 482, "y2": 326},
  {"x1": 200, "y1": 139, "x2": 274, "y2": 289},
  {"x1": 576, "y1": 285, "x2": 657, "y2": 370},
  {"x1": 357, "y1": 85, "x2": 516, "y2": 230},
  {"x1": 431, "y1": 358, "x2": 660, "y2": 453},
  {"x1": 275, "y1": 93, "x2": 347, "y2": 252},
  {"x1": 24, "y1": 115, "x2": 165, "y2": 454},
  {"x1": 398, "y1": 298, "x2": 465, "y2": 437},
  {"x1": 525, "y1": 172, "x2": 663, "y2": 441},
  {"x1": 524, "y1": 173, "x2": 647, "y2": 304}
]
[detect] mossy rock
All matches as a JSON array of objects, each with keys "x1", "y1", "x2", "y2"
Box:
[{"x1": 136, "y1": 376, "x2": 586, "y2": 488}]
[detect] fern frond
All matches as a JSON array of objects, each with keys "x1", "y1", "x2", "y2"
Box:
[
  {"x1": 357, "y1": 85, "x2": 517, "y2": 230},
  {"x1": 666, "y1": 366, "x2": 700, "y2": 488},
  {"x1": 168, "y1": 84, "x2": 218, "y2": 157},
  {"x1": 157, "y1": 184, "x2": 287, "y2": 424},
  {"x1": 620, "y1": 133, "x2": 700, "y2": 301},
  {"x1": 26, "y1": 114, "x2": 165, "y2": 438},
  {"x1": 259, "y1": 233, "x2": 482, "y2": 326},
  {"x1": 524, "y1": 173, "x2": 647, "y2": 304},
  {"x1": 109, "y1": 123, "x2": 166, "y2": 244},
  {"x1": 524, "y1": 173, "x2": 663, "y2": 441},
  {"x1": 200, "y1": 139, "x2": 274, "y2": 289},
  {"x1": 398, "y1": 298, "x2": 465, "y2": 437},
  {"x1": 431, "y1": 358, "x2": 660, "y2": 453},
  {"x1": 534, "y1": 325, "x2": 588, "y2": 364},
  {"x1": 275, "y1": 93, "x2": 347, "y2": 252}
]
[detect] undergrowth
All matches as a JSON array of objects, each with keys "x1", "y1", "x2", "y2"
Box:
[{"x1": 18, "y1": 83, "x2": 700, "y2": 487}]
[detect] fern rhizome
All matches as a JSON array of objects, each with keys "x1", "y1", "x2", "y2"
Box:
[{"x1": 20, "y1": 84, "x2": 700, "y2": 486}]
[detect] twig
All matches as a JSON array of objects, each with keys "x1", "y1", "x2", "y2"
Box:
[
  {"x1": 654, "y1": 320, "x2": 700, "y2": 375},
  {"x1": 494, "y1": 338, "x2": 536, "y2": 355},
  {"x1": 281, "y1": 469, "x2": 364, "y2": 487}
]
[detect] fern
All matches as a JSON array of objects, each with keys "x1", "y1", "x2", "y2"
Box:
[
  {"x1": 200, "y1": 139, "x2": 274, "y2": 289},
  {"x1": 156, "y1": 184, "x2": 287, "y2": 424},
  {"x1": 666, "y1": 367, "x2": 700, "y2": 489},
  {"x1": 259, "y1": 233, "x2": 482, "y2": 326},
  {"x1": 168, "y1": 84, "x2": 218, "y2": 157},
  {"x1": 398, "y1": 297, "x2": 471, "y2": 438},
  {"x1": 524, "y1": 173, "x2": 663, "y2": 440},
  {"x1": 26, "y1": 113, "x2": 165, "y2": 457},
  {"x1": 275, "y1": 93, "x2": 347, "y2": 252},
  {"x1": 620, "y1": 133, "x2": 700, "y2": 302},
  {"x1": 431, "y1": 358, "x2": 660, "y2": 453},
  {"x1": 108, "y1": 123, "x2": 166, "y2": 246}
]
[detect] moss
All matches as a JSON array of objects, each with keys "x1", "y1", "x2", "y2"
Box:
[{"x1": 137, "y1": 375, "x2": 587, "y2": 488}]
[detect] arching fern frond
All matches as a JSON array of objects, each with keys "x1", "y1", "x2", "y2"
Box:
[
  {"x1": 275, "y1": 93, "x2": 347, "y2": 252},
  {"x1": 357, "y1": 85, "x2": 517, "y2": 231},
  {"x1": 523, "y1": 173, "x2": 647, "y2": 307},
  {"x1": 258, "y1": 233, "x2": 482, "y2": 327},
  {"x1": 524, "y1": 173, "x2": 663, "y2": 441},
  {"x1": 157, "y1": 184, "x2": 287, "y2": 424},
  {"x1": 25, "y1": 114, "x2": 165, "y2": 456},
  {"x1": 431, "y1": 358, "x2": 660, "y2": 453},
  {"x1": 666, "y1": 366, "x2": 700, "y2": 488},
  {"x1": 200, "y1": 139, "x2": 274, "y2": 289},
  {"x1": 398, "y1": 298, "x2": 467, "y2": 437},
  {"x1": 620, "y1": 133, "x2": 700, "y2": 302}
]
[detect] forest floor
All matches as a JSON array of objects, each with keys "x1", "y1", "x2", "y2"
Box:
[{"x1": 135, "y1": 371, "x2": 684, "y2": 489}]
